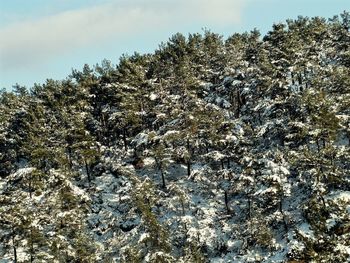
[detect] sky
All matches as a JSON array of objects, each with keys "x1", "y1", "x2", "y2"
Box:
[{"x1": 0, "y1": 0, "x2": 349, "y2": 90}]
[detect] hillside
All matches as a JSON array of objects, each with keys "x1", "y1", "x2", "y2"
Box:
[{"x1": 0, "y1": 13, "x2": 350, "y2": 262}]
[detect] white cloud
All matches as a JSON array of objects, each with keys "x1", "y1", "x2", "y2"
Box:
[{"x1": 0, "y1": 0, "x2": 244, "y2": 71}]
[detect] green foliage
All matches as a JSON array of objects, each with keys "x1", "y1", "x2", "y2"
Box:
[
  {"x1": 182, "y1": 241, "x2": 207, "y2": 263},
  {"x1": 1, "y1": 12, "x2": 350, "y2": 262},
  {"x1": 247, "y1": 218, "x2": 275, "y2": 250},
  {"x1": 134, "y1": 180, "x2": 170, "y2": 253}
]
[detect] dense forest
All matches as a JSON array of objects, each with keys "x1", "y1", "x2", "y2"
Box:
[{"x1": 1, "y1": 12, "x2": 350, "y2": 263}]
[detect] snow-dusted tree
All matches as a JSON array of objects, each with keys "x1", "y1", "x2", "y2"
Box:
[
  {"x1": 254, "y1": 151, "x2": 291, "y2": 230},
  {"x1": 125, "y1": 178, "x2": 174, "y2": 262},
  {"x1": 151, "y1": 142, "x2": 171, "y2": 189}
]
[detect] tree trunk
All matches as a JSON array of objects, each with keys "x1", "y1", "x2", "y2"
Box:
[
  {"x1": 67, "y1": 147, "x2": 73, "y2": 169},
  {"x1": 187, "y1": 161, "x2": 191, "y2": 177},
  {"x1": 29, "y1": 174, "x2": 32, "y2": 199},
  {"x1": 186, "y1": 138, "x2": 191, "y2": 176},
  {"x1": 279, "y1": 198, "x2": 283, "y2": 214},
  {"x1": 258, "y1": 111, "x2": 262, "y2": 125},
  {"x1": 279, "y1": 199, "x2": 289, "y2": 232},
  {"x1": 298, "y1": 73, "x2": 302, "y2": 85},
  {"x1": 320, "y1": 194, "x2": 326, "y2": 209},
  {"x1": 322, "y1": 137, "x2": 326, "y2": 149},
  {"x1": 123, "y1": 127, "x2": 128, "y2": 151},
  {"x1": 12, "y1": 226, "x2": 17, "y2": 263},
  {"x1": 15, "y1": 148, "x2": 20, "y2": 163},
  {"x1": 84, "y1": 159, "x2": 91, "y2": 186},
  {"x1": 248, "y1": 196, "x2": 252, "y2": 220},
  {"x1": 160, "y1": 167, "x2": 166, "y2": 189},
  {"x1": 30, "y1": 229, "x2": 34, "y2": 263},
  {"x1": 236, "y1": 89, "x2": 241, "y2": 118}
]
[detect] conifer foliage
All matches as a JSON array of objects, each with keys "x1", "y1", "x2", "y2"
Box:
[{"x1": 1, "y1": 13, "x2": 350, "y2": 262}]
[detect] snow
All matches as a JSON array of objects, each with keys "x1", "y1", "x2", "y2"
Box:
[
  {"x1": 231, "y1": 80, "x2": 242, "y2": 86},
  {"x1": 139, "y1": 233, "x2": 150, "y2": 244},
  {"x1": 163, "y1": 130, "x2": 180, "y2": 138},
  {"x1": 335, "y1": 131, "x2": 350, "y2": 146},
  {"x1": 225, "y1": 134, "x2": 237, "y2": 142},
  {"x1": 132, "y1": 132, "x2": 149, "y2": 147},
  {"x1": 205, "y1": 151, "x2": 226, "y2": 161},
  {"x1": 279, "y1": 166, "x2": 290, "y2": 176},
  {"x1": 0, "y1": 181, "x2": 6, "y2": 194},
  {"x1": 327, "y1": 191, "x2": 350, "y2": 203},
  {"x1": 298, "y1": 222, "x2": 315, "y2": 239},
  {"x1": 1, "y1": 20, "x2": 350, "y2": 262},
  {"x1": 11, "y1": 167, "x2": 35, "y2": 180},
  {"x1": 335, "y1": 244, "x2": 350, "y2": 256},
  {"x1": 149, "y1": 93, "x2": 158, "y2": 101},
  {"x1": 326, "y1": 218, "x2": 337, "y2": 230},
  {"x1": 70, "y1": 182, "x2": 91, "y2": 201},
  {"x1": 143, "y1": 157, "x2": 155, "y2": 167}
]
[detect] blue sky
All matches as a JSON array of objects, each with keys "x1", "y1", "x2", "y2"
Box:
[{"x1": 0, "y1": 0, "x2": 349, "y2": 90}]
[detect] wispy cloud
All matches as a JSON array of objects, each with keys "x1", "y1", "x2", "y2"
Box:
[{"x1": 0, "y1": 0, "x2": 244, "y2": 71}]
